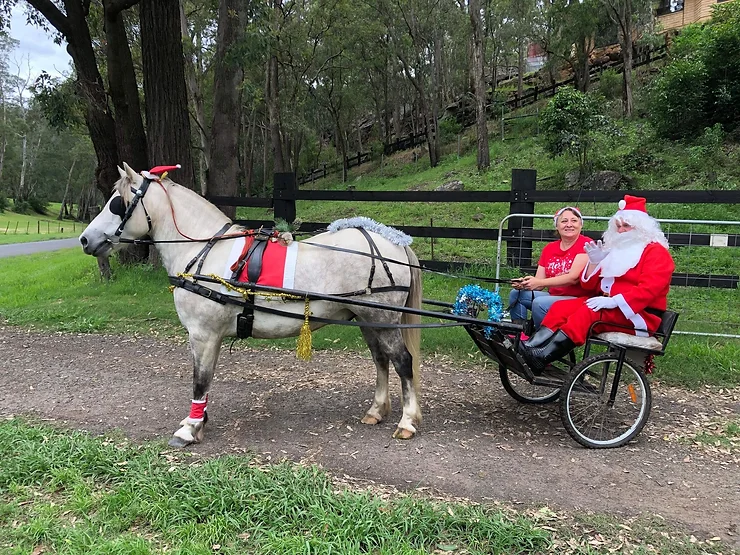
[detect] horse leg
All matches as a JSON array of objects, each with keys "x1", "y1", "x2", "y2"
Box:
[
  {"x1": 374, "y1": 328, "x2": 422, "y2": 439},
  {"x1": 359, "y1": 328, "x2": 391, "y2": 425},
  {"x1": 169, "y1": 332, "x2": 223, "y2": 447}
]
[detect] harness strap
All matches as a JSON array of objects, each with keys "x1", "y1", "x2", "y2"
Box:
[
  {"x1": 247, "y1": 236, "x2": 270, "y2": 283},
  {"x1": 184, "y1": 223, "x2": 233, "y2": 275},
  {"x1": 168, "y1": 275, "x2": 460, "y2": 329},
  {"x1": 357, "y1": 227, "x2": 396, "y2": 289}
]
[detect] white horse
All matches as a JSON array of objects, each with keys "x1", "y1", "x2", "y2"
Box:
[{"x1": 79, "y1": 163, "x2": 422, "y2": 447}]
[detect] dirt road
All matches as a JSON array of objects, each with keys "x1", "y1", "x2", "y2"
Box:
[{"x1": 1, "y1": 326, "x2": 738, "y2": 548}]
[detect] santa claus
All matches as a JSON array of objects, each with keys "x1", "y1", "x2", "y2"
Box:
[{"x1": 518, "y1": 195, "x2": 675, "y2": 373}]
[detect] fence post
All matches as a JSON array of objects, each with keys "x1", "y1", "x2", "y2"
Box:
[
  {"x1": 273, "y1": 172, "x2": 297, "y2": 223},
  {"x1": 507, "y1": 168, "x2": 536, "y2": 270}
]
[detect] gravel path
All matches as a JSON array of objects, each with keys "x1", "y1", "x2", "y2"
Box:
[{"x1": 1, "y1": 326, "x2": 738, "y2": 548}]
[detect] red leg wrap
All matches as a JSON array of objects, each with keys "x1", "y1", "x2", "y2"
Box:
[{"x1": 189, "y1": 395, "x2": 208, "y2": 421}]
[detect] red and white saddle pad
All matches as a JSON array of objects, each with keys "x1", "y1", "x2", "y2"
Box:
[{"x1": 222, "y1": 236, "x2": 298, "y2": 292}]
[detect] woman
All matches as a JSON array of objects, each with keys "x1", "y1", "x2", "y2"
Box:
[{"x1": 508, "y1": 206, "x2": 590, "y2": 330}]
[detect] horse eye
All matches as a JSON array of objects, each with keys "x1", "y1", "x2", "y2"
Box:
[{"x1": 109, "y1": 196, "x2": 126, "y2": 218}]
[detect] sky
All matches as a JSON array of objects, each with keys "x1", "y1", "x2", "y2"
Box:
[{"x1": 8, "y1": 5, "x2": 71, "y2": 83}]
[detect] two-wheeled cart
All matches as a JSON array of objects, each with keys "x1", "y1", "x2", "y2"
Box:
[{"x1": 463, "y1": 310, "x2": 679, "y2": 448}]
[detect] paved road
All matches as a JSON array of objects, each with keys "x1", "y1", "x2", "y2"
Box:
[{"x1": 0, "y1": 238, "x2": 81, "y2": 259}]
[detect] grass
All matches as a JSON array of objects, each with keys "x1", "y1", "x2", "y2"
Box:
[
  {"x1": 0, "y1": 249, "x2": 738, "y2": 389},
  {"x1": 1, "y1": 417, "x2": 733, "y2": 555},
  {"x1": 0, "y1": 202, "x2": 84, "y2": 244},
  {"x1": 0, "y1": 418, "x2": 550, "y2": 555}
]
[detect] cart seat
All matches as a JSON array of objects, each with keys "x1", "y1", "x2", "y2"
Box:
[
  {"x1": 585, "y1": 310, "x2": 679, "y2": 356},
  {"x1": 594, "y1": 332, "x2": 663, "y2": 352}
]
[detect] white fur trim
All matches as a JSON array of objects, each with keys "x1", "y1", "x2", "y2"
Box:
[
  {"x1": 283, "y1": 242, "x2": 298, "y2": 289},
  {"x1": 222, "y1": 237, "x2": 247, "y2": 294},
  {"x1": 618, "y1": 199, "x2": 626, "y2": 210},
  {"x1": 596, "y1": 332, "x2": 663, "y2": 350},
  {"x1": 328, "y1": 217, "x2": 412, "y2": 246},
  {"x1": 613, "y1": 293, "x2": 635, "y2": 319}
]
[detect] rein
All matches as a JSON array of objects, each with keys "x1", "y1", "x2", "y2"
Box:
[{"x1": 169, "y1": 273, "x2": 517, "y2": 331}]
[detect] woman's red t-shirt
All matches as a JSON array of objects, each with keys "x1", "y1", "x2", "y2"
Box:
[{"x1": 537, "y1": 234, "x2": 590, "y2": 297}]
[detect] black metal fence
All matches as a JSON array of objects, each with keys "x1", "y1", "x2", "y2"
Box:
[{"x1": 207, "y1": 168, "x2": 740, "y2": 289}]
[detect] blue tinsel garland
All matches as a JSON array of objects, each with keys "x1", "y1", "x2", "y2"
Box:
[{"x1": 452, "y1": 284, "x2": 503, "y2": 338}]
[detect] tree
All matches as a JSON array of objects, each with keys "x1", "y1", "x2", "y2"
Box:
[
  {"x1": 601, "y1": 0, "x2": 653, "y2": 117},
  {"x1": 468, "y1": 0, "x2": 489, "y2": 169},
  {"x1": 540, "y1": 87, "x2": 612, "y2": 179},
  {"x1": 207, "y1": 0, "x2": 247, "y2": 218}
]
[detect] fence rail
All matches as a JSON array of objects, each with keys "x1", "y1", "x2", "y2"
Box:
[{"x1": 2, "y1": 220, "x2": 80, "y2": 235}]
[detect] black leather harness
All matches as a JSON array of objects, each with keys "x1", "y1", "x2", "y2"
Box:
[{"x1": 170, "y1": 228, "x2": 414, "y2": 338}]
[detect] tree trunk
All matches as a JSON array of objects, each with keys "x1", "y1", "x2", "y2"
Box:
[
  {"x1": 517, "y1": 38, "x2": 525, "y2": 107},
  {"x1": 620, "y1": 6, "x2": 634, "y2": 117},
  {"x1": 58, "y1": 157, "x2": 76, "y2": 220},
  {"x1": 140, "y1": 0, "x2": 196, "y2": 190},
  {"x1": 469, "y1": 0, "x2": 490, "y2": 170},
  {"x1": 180, "y1": 2, "x2": 210, "y2": 194},
  {"x1": 104, "y1": 0, "x2": 148, "y2": 171},
  {"x1": 206, "y1": 0, "x2": 246, "y2": 219},
  {"x1": 27, "y1": 0, "x2": 120, "y2": 199}
]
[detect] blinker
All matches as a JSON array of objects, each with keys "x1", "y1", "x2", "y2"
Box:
[{"x1": 109, "y1": 195, "x2": 126, "y2": 218}]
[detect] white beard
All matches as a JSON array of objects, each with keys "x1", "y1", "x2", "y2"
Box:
[{"x1": 599, "y1": 230, "x2": 650, "y2": 278}]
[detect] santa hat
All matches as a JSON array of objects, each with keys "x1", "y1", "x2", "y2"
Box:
[{"x1": 615, "y1": 195, "x2": 648, "y2": 224}]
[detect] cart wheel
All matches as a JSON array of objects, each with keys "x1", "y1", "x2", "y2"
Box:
[
  {"x1": 499, "y1": 365, "x2": 560, "y2": 404},
  {"x1": 560, "y1": 353, "x2": 651, "y2": 449}
]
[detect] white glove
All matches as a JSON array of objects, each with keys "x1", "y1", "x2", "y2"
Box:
[
  {"x1": 586, "y1": 296, "x2": 618, "y2": 311},
  {"x1": 584, "y1": 240, "x2": 608, "y2": 265}
]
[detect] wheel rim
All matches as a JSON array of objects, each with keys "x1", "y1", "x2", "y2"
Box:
[
  {"x1": 505, "y1": 369, "x2": 560, "y2": 402},
  {"x1": 565, "y1": 358, "x2": 648, "y2": 447}
]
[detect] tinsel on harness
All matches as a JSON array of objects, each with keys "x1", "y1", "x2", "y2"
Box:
[
  {"x1": 452, "y1": 284, "x2": 503, "y2": 339},
  {"x1": 328, "y1": 217, "x2": 413, "y2": 246}
]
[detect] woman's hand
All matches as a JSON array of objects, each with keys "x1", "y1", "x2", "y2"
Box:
[{"x1": 517, "y1": 276, "x2": 543, "y2": 291}]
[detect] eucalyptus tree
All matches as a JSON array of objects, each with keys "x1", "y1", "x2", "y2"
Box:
[
  {"x1": 468, "y1": 0, "x2": 490, "y2": 169},
  {"x1": 601, "y1": 0, "x2": 654, "y2": 117},
  {"x1": 374, "y1": 0, "x2": 459, "y2": 168},
  {"x1": 542, "y1": 0, "x2": 605, "y2": 92}
]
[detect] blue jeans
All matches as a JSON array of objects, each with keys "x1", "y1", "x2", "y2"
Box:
[{"x1": 508, "y1": 290, "x2": 576, "y2": 328}]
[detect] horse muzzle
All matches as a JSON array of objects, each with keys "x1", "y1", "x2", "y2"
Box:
[{"x1": 80, "y1": 234, "x2": 114, "y2": 257}]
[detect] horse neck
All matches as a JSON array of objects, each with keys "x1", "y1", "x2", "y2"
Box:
[{"x1": 148, "y1": 183, "x2": 231, "y2": 274}]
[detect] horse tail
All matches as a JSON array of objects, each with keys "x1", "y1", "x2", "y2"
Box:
[{"x1": 402, "y1": 246, "x2": 422, "y2": 396}]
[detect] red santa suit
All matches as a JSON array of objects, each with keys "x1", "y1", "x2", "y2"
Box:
[{"x1": 540, "y1": 203, "x2": 675, "y2": 345}]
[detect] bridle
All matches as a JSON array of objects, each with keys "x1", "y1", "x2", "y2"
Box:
[{"x1": 111, "y1": 176, "x2": 154, "y2": 240}]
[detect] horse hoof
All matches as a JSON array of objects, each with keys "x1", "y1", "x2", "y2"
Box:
[
  {"x1": 392, "y1": 427, "x2": 415, "y2": 440},
  {"x1": 168, "y1": 435, "x2": 192, "y2": 448},
  {"x1": 361, "y1": 415, "x2": 381, "y2": 425}
]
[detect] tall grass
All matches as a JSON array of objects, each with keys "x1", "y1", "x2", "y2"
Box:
[{"x1": 0, "y1": 418, "x2": 550, "y2": 554}]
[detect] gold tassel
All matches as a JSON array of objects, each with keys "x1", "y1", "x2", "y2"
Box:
[{"x1": 296, "y1": 297, "x2": 312, "y2": 360}]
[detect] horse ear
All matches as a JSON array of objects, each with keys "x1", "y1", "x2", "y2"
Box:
[
  {"x1": 117, "y1": 166, "x2": 126, "y2": 179},
  {"x1": 123, "y1": 162, "x2": 137, "y2": 180}
]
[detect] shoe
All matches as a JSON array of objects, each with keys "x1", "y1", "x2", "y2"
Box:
[
  {"x1": 518, "y1": 330, "x2": 576, "y2": 374},
  {"x1": 522, "y1": 326, "x2": 554, "y2": 349}
]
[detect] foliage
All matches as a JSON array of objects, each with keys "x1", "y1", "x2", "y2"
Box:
[
  {"x1": 30, "y1": 72, "x2": 86, "y2": 131},
  {"x1": 438, "y1": 117, "x2": 463, "y2": 143},
  {"x1": 596, "y1": 68, "x2": 622, "y2": 101},
  {"x1": 649, "y1": 3, "x2": 740, "y2": 139},
  {"x1": 539, "y1": 87, "x2": 614, "y2": 177},
  {"x1": 0, "y1": 196, "x2": 7, "y2": 213},
  {"x1": 647, "y1": 57, "x2": 709, "y2": 139}
]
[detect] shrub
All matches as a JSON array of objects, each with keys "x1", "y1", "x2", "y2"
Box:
[
  {"x1": 540, "y1": 87, "x2": 614, "y2": 177},
  {"x1": 648, "y1": 58, "x2": 708, "y2": 139},
  {"x1": 597, "y1": 69, "x2": 622, "y2": 101},
  {"x1": 13, "y1": 200, "x2": 31, "y2": 214},
  {"x1": 0, "y1": 196, "x2": 7, "y2": 213}
]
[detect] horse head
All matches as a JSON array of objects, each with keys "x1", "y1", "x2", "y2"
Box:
[{"x1": 79, "y1": 162, "x2": 156, "y2": 257}]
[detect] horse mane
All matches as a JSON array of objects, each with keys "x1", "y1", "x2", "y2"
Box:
[{"x1": 328, "y1": 216, "x2": 412, "y2": 246}]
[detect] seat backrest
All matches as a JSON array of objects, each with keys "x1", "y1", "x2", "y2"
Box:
[{"x1": 655, "y1": 310, "x2": 679, "y2": 350}]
